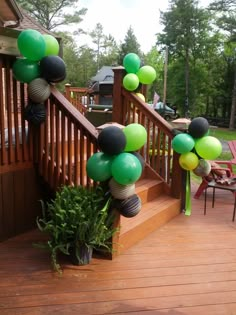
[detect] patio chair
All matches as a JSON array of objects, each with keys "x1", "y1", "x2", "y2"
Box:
[{"x1": 194, "y1": 140, "x2": 236, "y2": 199}]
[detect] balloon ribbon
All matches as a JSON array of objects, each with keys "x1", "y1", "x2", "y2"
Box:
[{"x1": 185, "y1": 170, "x2": 191, "y2": 216}]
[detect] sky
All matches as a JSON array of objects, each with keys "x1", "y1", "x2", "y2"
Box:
[{"x1": 75, "y1": 0, "x2": 212, "y2": 54}]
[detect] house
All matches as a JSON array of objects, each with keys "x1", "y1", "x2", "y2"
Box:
[
  {"x1": 89, "y1": 66, "x2": 114, "y2": 105},
  {"x1": 0, "y1": 0, "x2": 182, "y2": 258}
]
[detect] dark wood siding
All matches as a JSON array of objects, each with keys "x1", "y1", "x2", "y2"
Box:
[{"x1": 0, "y1": 167, "x2": 41, "y2": 241}]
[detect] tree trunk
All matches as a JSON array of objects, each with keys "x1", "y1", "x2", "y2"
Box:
[
  {"x1": 229, "y1": 65, "x2": 236, "y2": 130},
  {"x1": 184, "y1": 48, "x2": 190, "y2": 117}
]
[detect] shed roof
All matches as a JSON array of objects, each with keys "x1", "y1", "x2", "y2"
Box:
[{"x1": 90, "y1": 66, "x2": 114, "y2": 83}]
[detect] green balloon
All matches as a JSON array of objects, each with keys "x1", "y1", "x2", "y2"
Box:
[
  {"x1": 195, "y1": 136, "x2": 222, "y2": 160},
  {"x1": 43, "y1": 34, "x2": 59, "y2": 56},
  {"x1": 111, "y1": 153, "x2": 142, "y2": 185},
  {"x1": 86, "y1": 152, "x2": 113, "y2": 182},
  {"x1": 12, "y1": 58, "x2": 41, "y2": 83},
  {"x1": 123, "y1": 53, "x2": 141, "y2": 73},
  {"x1": 172, "y1": 133, "x2": 195, "y2": 154},
  {"x1": 17, "y1": 29, "x2": 46, "y2": 61},
  {"x1": 123, "y1": 123, "x2": 147, "y2": 151},
  {"x1": 123, "y1": 73, "x2": 139, "y2": 91},
  {"x1": 137, "y1": 65, "x2": 156, "y2": 84}
]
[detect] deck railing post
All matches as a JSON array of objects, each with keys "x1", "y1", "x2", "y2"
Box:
[
  {"x1": 112, "y1": 66, "x2": 126, "y2": 124},
  {"x1": 170, "y1": 151, "x2": 183, "y2": 199},
  {"x1": 65, "y1": 83, "x2": 72, "y2": 103}
]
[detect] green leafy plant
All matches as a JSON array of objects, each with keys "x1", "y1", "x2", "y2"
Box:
[{"x1": 36, "y1": 185, "x2": 118, "y2": 273}]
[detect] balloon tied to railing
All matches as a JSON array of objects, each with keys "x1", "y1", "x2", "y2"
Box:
[
  {"x1": 122, "y1": 53, "x2": 156, "y2": 103},
  {"x1": 12, "y1": 29, "x2": 67, "y2": 125},
  {"x1": 171, "y1": 117, "x2": 222, "y2": 216},
  {"x1": 86, "y1": 124, "x2": 147, "y2": 218}
]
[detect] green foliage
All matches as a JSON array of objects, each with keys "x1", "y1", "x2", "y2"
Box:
[
  {"x1": 144, "y1": 47, "x2": 164, "y2": 102},
  {"x1": 89, "y1": 23, "x2": 119, "y2": 71},
  {"x1": 36, "y1": 185, "x2": 117, "y2": 273},
  {"x1": 17, "y1": 0, "x2": 87, "y2": 30},
  {"x1": 118, "y1": 26, "x2": 142, "y2": 65}
]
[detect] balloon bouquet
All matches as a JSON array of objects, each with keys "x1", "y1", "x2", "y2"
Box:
[
  {"x1": 122, "y1": 52, "x2": 156, "y2": 103},
  {"x1": 86, "y1": 124, "x2": 147, "y2": 218},
  {"x1": 171, "y1": 117, "x2": 222, "y2": 215},
  {"x1": 13, "y1": 29, "x2": 66, "y2": 125}
]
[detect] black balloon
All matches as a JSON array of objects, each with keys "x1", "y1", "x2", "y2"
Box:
[
  {"x1": 24, "y1": 102, "x2": 46, "y2": 125},
  {"x1": 112, "y1": 194, "x2": 141, "y2": 218},
  {"x1": 98, "y1": 126, "x2": 126, "y2": 155},
  {"x1": 188, "y1": 117, "x2": 209, "y2": 138},
  {"x1": 40, "y1": 55, "x2": 66, "y2": 83}
]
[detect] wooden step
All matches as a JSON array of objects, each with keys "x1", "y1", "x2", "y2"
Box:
[
  {"x1": 113, "y1": 195, "x2": 181, "y2": 256},
  {"x1": 135, "y1": 178, "x2": 163, "y2": 204}
]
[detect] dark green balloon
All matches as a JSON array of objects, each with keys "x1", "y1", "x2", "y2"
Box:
[
  {"x1": 12, "y1": 58, "x2": 41, "y2": 83},
  {"x1": 86, "y1": 152, "x2": 113, "y2": 182}
]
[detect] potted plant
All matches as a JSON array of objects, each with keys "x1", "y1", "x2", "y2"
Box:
[{"x1": 35, "y1": 185, "x2": 117, "y2": 273}]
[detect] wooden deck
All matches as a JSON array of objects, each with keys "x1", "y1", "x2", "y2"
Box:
[{"x1": 1, "y1": 183, "x2": 236, "y2": 314}]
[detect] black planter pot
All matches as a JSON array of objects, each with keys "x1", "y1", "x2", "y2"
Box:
[{"x1": 69, "y1": 245, "x2": 93, "y2": 265}]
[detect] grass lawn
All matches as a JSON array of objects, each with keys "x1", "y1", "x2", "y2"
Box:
[{"x1": 208, "y1": 127, "x2": 236, "y2": 141}]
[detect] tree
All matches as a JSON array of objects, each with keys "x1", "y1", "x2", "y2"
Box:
[
  {"x1": 89, "y1": 23, "x2": 106, "y2": 72},
  {"x1": 118, "y1": 26, "x2": 142, "y2": 65},
  {"x1": 143, "y1": 47, "x2": 165, "y2": 102},
  {"x1": 157, "y1": 0, "x2": 212, "y2": 116},
  {"x1": 16, "y1": 0, "x2": 87, "y2": 31},
  {"x1": 209, "y1": 0, "x2": 236, "y2": 129}
]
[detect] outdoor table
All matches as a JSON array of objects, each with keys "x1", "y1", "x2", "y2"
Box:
[{"x1": 204, "y1": 180, "x2": 236, "y2": 221}]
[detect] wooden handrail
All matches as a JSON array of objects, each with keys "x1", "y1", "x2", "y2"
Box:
[
  {"x1": 112, "y1": 66, "x2": 182, "y2": 199},
  {"x1": 36, "y1": 87, "x2": 99, "y2": 191}
]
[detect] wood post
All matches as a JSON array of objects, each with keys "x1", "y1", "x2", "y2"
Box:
[{"x1": 112, "y1": 66, "x2": 125, "y2": 124}]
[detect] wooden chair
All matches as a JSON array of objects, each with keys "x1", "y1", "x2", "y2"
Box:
[{"x1": 194, "y1": 140, "x2": 236, "y2": 199}]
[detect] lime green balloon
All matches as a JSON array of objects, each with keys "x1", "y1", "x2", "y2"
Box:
[
  {"x1": 195, "y1": 136, "x2": 222, "y2": 160},
  {"x1": 17, "y1": 29, "x2": 46, "y2": 61},
  {"x1": 123, "y1": 53, "x2": 141, "y2": 73},
  {"x1": 12, "y1": 58, "x2": 41, "y2": 83},
  {"x1": 43, "y1": 34, "x2": 59, "y2": 56},
  {"x1": 137, "y1": 65, "x2": 156, "y2": 84},
  {"x1": 172, "y1": 133, "x2": 195, "y2": 154},
  {"x1": 86, "y1": 152, "x2": 113, "y2": 182},
  {"x1": 111, "y1": 153, "x2": 142, "y2": 185},
  {"x1": 123, "y1": 73, "x2": 139, "y2": 91},
  {"x1": 179, "y1": 152, "x2": 199, "y2": 170},
  {"x1": 123, "y1": 123, "x2": 147, "y2": 151}
]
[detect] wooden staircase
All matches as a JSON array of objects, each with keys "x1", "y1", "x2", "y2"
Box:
[{"x1": 112, "y1": 166, "x2": 181, "y2": 256}]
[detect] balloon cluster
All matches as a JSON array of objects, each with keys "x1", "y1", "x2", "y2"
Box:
[
  {"x1": 86, "y1": 124, "x2": 147, "y2": 217},
  {"x1": 13, "y1": 29, "x2": 66, "y2": 125},
  {"x1": 122, "y1": 53, "x2": 156, "y2": 91},
  {"x1": 171, "y1": 117, "x2": 222, "y2": 176}
]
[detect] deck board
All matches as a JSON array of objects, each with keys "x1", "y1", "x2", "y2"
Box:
[{"x1": 1, "y1": 183, "x2": 236, "y2": 314}]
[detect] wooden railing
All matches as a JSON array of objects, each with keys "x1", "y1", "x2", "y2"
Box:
[
  {"x1": 64, "y1": 84, "x2": 89, "y2": 115},
  {"x1": 0, "y1": 54, "x2": 32, "y2": 174},
  {"x1": 112, "y1": 67, "x2": 182, "y2": 198},
  {"x1": 35, "y1": 86, "x2": 99, "y2": 191}
]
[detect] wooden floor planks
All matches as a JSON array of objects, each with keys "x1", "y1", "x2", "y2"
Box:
[{"x1": 1, "y1": 183, "x2": 236, "y2": 314}]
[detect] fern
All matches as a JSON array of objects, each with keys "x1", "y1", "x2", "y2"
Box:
[{"x1": 35, "y1": 185, "x2": 118, "y2": 272}]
